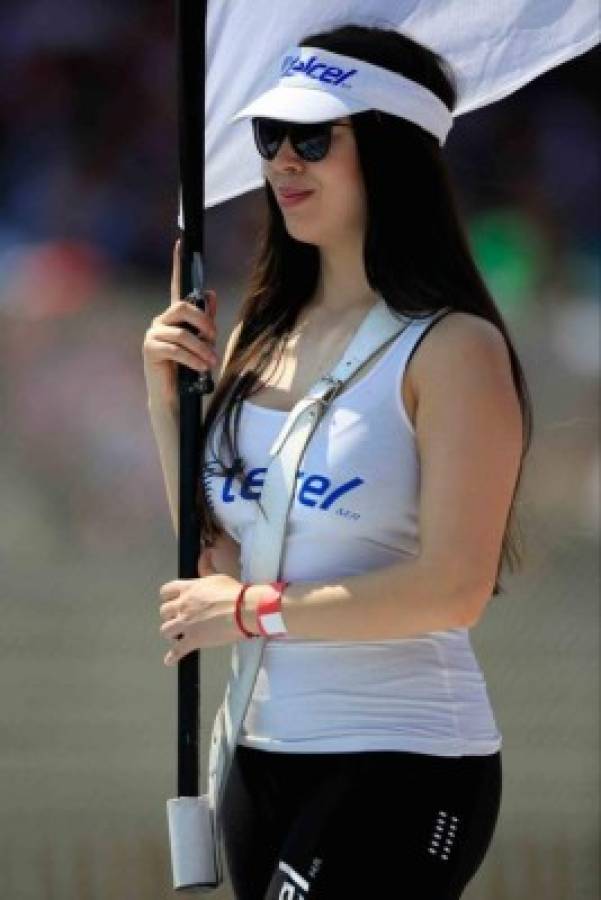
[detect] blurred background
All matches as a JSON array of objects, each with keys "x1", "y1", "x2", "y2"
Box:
[{"x1": 0, "y1": 3, "x2": 598, "y2": 898}]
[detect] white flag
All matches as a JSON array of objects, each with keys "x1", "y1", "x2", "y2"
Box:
[{"x1": 199, "y1": 0, "x2": 599, "y2": 211}]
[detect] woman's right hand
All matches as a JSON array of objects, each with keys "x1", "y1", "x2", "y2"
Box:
[{"x1": 142, "y1": 238, "x2": 219, "y2": 412}]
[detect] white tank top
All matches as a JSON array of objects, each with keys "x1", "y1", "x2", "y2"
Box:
[{"x1": 203, "y1": 310, "x2": 502, "y2": 756}]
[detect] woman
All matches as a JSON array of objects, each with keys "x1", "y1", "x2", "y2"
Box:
[{"x1": 144, "y1": 23, "x2": 531, "y2": 900}]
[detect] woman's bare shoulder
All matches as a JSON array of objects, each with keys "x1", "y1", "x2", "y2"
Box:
[{"x1": 408, "y1": 310, "x2": 512, "y2": 400}]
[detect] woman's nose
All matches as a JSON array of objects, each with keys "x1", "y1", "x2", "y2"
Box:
[{"x1": 272, "y1": 135, "x2": 303, "y2": 167}]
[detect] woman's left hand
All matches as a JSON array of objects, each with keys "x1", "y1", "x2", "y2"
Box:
[{"x1": 159, "y1": 550, "x2": 244, "y2": 665}]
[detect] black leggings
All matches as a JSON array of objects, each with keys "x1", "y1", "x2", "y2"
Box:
[{"x1": 221, "y1": 744, "x2": 502, "y2": 900}]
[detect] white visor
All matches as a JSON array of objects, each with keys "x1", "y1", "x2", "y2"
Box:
[{"x1": 230, "y1": 45, "x2": 453, "y2": 146}]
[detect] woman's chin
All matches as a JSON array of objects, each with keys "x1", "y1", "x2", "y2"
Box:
[{"x1": 284, "y1": 222, "x2": 322, "y2": 244}]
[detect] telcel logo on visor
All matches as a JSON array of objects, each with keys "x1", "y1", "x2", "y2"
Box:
[
  {"x1": 230, "y1": 45, "x2": 454, "y2": 146},
  {"x1": 280, "y1": 53, "x2": 357, "y2": 89}
]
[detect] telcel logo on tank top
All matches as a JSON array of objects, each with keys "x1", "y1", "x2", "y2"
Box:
[{"x1": 220, "y1": 467, "x2": 364, "y2": 521}]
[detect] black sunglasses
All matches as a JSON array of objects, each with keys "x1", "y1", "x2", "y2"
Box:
[{"x1": 251, "y1": 117, "x2": 353, "y2": 162}]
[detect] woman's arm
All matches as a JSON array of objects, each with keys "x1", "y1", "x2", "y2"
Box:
[
  {"x1": 147, "y1": 400, "x2": 180, "y2": 535},
  {"x1": 199, "y1": 529, "x2": 242, "y2": 580},
  {"x1": 243, "y1": 313, "x2": 524, "y2": 640},
  {"x1": 148, "y1": 320, "x2": 243, "y2": 539}
]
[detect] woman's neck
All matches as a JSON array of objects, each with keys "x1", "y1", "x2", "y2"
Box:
[{"x1": 310, "y1": 239, "x2": 379, "y2": 315}]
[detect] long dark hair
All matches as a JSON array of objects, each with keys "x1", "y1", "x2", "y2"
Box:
[{"x1": 198, "y1": 23, "x2": 533, "y2": 597}]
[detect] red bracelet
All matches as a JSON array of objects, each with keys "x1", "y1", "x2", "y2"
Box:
[
  {"x1": 256, "y1": 581, "x2": 290, "y2": 637},
  {"x1": 234, "y1": 582, "x2": 259, "y2": 638}
]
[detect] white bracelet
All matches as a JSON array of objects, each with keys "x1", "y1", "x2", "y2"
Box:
[{"x1": 256, "y1": 582, "x2": 289, "y2": 637}]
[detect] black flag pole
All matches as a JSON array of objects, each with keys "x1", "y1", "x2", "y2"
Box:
[
  {"x1": 166, "y1": 2, "x2": 224, "y2": 888},
  {"x1": 175, "y1": 0, "x2": 211, "y2": 806},
  {"x1": 167, "y1": 0, "x2": 221, "y2": 889}
]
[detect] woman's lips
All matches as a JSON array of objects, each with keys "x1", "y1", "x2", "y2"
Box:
[{"x1": 279, "y1": 191, "x2": 313, "y2": 207}]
